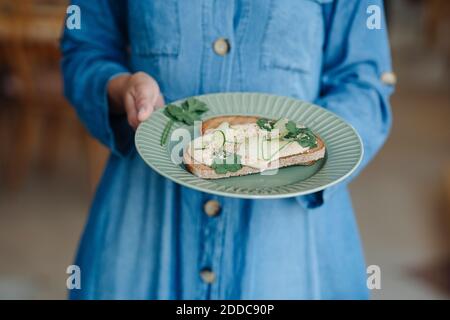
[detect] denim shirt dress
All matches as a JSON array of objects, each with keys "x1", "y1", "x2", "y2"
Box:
[{"x1": 61, "y1": 0, "x2": 394, "y2": 299}]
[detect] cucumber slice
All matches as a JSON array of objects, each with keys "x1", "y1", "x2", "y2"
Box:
[
  {"x1": 273, "y1": 118, "x2": 289, "y2": 137},
  {"x1": 212, "y1": 130, "x2": 226, "y2": 149},
  {"x1": 259, "y1": 138, "x2": 287, "y2": 161},
  {"x1": 265, "y1": 139, "x2": 291, "y2": 161},
  {"x1": 260, "y1": 139, "x2": 271, "y2": 161}
]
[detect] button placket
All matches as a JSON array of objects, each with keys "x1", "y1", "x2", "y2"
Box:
[
  {"x1": 198, "y1": 197, "x2": 224, "y2": 298},
  {"x1": 200, "y1": 0, "x2": 235, "y2": 94},
  {"x1": 197, "y1": 2, "x2": 235, "y2": 298}
]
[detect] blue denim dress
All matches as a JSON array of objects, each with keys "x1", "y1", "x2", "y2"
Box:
[{"x1": 61, "y1": 0, "x2": 393, "y2": 299}]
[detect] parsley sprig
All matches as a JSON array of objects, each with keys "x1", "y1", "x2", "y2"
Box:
[
  {"x1": 161, "y1": 98, "x2": 209, "y2": 146},
  {"x1": 257, "y1": 118, "x2": 317, "y2": 148},
  {"x1": 256, "y1": 118, "x2": 276, "y2": 131},
  {"x1": 284, "y1": 120, "x2": 317, "y2": 148}
]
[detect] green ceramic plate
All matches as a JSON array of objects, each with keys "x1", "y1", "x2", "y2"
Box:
[{"x1": 135, "y1": 92, "x2": 363, "y2": 199}]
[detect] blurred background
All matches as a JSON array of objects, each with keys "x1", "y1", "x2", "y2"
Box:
[{"x1": 0, "y1": 0, "x2": 449, "y2": 299}]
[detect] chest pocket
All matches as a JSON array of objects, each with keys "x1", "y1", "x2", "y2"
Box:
[
  {"x1": 128, "y1": 0, "x2": 180, "y2": 56},
  {"x1": 261, "y1": 0, "x2": 329, "y2": 73}
]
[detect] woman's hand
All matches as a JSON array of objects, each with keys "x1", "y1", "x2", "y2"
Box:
[{"x1": 107, "y1": 72, "x2": 165, "y2": 129}]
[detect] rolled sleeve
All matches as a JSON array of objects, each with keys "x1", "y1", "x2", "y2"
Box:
[{"x1": 61, "y1": 0, "x2": 133, "y2": 156}]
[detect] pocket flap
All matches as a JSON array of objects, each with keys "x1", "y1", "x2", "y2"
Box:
[{"x1": 261, "y1": 0, "x2": 325, "y2": 73}]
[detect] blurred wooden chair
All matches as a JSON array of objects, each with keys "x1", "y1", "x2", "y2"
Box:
[{"x1": 0, "y1": 0, "x2": 109, "y2": 193}]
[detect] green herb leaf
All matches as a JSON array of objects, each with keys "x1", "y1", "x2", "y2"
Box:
[
  {"x1": 186, "y1": 98, "x2": 209, "y2": 114},
  {"x1": 284, "y1": 121, "x2": 300, "y2": 137},
  {"x1": 211, "y1": 153, "x2": 243, "y2": 174},
  {"x1": 256, "y1": 118, "x2": 275, "y2": 131},
  {"x1": 160, "y1": 98, "x2": 209, "y2": 146},
  {"x1": 164, "y1": 104, "x2": 184, "y2": 121},
  {"x1": 160, "y1": 119, "x2": 174, "y2": 146},
  {"x1": 181, "y1": 113, "x2": 194, "y2": 125},
  {"x1": 296, "y1": 129, "x2": 317, "y2": 148},
  {"x1": 282, "y1": 121, "x2": 317, "y2": 148}
]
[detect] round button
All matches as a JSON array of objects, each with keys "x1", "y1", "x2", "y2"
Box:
[
  {"x1": 200, "y1": 268, "x2": 216, "y2": 284},
  {"x1": 381, "y1": 71, "x2": 397, "y2": 85},
  {"x1": 204, "y1": 200, "x2": 221, "y2": 217},
  {"x1": 213, "y1": 38, "x2": 230, "y2": 56}
]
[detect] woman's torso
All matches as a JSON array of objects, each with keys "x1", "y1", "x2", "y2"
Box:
[{"x1": 71, "y1": 0, "x2": 369, "y2": 300}]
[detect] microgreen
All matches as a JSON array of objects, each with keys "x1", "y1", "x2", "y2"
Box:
[
  {"x1": 256, "y1": 118, "x2": 275, "y2": 131},
  {"x1": 211, "y1": 153, "x2": 242, "y2": 174},
  {"x1": 160, "y1": 98, "x2": 208, "y2": 146},
  {"x1": 283, "y1": 120, "x2": 317, "y2": 148}
]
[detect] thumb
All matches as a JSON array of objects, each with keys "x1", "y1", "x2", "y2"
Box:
[
  {"x1": 137, "y1": 93, "x2": 165, "y2": 122},
  {"x1": 136, "y1": 96, "x2": 154, "y2": 122},
  {"x1": 154, "y1": 94, "x2": 165, "y2": 109}
]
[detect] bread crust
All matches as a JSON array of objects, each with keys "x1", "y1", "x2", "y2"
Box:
[{"x1": 184, "y1": 116, "x2": 325, "y2": 179}]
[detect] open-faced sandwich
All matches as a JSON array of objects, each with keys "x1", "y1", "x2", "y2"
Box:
[{"x1": 183, "y1": 116, "x2": 325, "y2": 179}]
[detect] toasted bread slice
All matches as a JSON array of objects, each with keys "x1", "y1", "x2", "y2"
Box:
[{"x1": 183, "y1": 116, "x2": 325, "y2": 179}]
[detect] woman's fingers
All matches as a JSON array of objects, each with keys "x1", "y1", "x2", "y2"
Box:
[
  {"x1": 136, "y1": 92, "x2": 165, "y2": 122},
  {"x1": 136, "y1": 95, "x2": 154, "y2": 122},
  {"x1": 124, "y1": 92, "x2": 140, "y2": 129},
  {"x1": 120, "y1": 72, "x2": 165, "y2": 129},
  {"x1": 155, "y1": 94, "x2": 166, "y2": 109}
]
